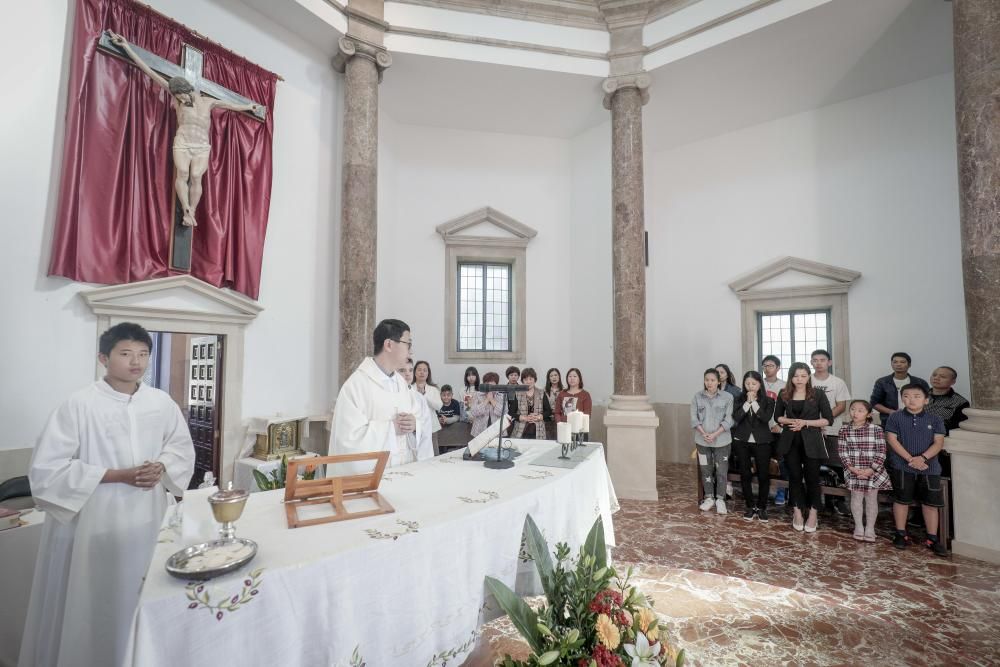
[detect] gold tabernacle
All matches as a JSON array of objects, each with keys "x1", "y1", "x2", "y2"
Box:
[{"x1": 252, "y1": 419, "x2": 304, "y2": 461}]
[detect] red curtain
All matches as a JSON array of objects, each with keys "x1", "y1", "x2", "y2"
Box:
[{"x1": 48, "y1": 0, "x2": 278, "y2": 299}]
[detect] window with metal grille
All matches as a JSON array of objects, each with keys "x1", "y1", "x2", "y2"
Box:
[
  {"x1": 757, "y1": 310, "x2": 831, "y2": 381},
  {"x1": 458, "y1": 262, "x2": 511, "y2": 352}
]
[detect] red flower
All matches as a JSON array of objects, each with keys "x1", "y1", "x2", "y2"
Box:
[
  {"x1": 589, "y1": 643, "x2": 624, "y2": 667},
  {"x1": 589, "y1": 589, "x2": 624, "y2": 616}
]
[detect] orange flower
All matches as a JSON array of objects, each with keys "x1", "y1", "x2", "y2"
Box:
[
  {"x1": 637, "y1": 607, "x2": 657, "y2": 633},
  {"x1": 595, "y1": 613, "x2": 620, "y2": 650}
]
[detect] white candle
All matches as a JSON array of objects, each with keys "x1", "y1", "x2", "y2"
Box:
[
  {"x1": 570, "y1": 411, "x2": 583, "y2": 433},
  {"x1": 557, "y1": 422, "x2": 571, "y2": 443},
  {"x1": 581, "y1": 414, "x2": 590, "y2": 433}
]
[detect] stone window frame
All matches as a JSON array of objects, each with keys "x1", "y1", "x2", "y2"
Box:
[
  {"x1": 436, "y1": 207, "x2": 537, "y2": 364},
  {"x1": 729, "y1": 257, "x2": 861, "y2": 386}
]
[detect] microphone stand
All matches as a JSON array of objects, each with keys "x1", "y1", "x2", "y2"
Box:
[{"x1": 484, "y1": 388, "x2": 515, "y2": 469}]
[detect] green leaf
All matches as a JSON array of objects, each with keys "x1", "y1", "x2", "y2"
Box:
[
  {"x1": 537, "y1": 650, "x2": 560, "y2": 665},
  {"x1": 522, "y1": 516, "x2": 556, "y2": 599},
  {"x1": 565, "y1": 628, "x2": 580, "y2": 644},
  {"x1": 591, "y1": 566, "x2": 608, "y2": 582},
  {"x1": 537, "y1": 623, "x2": 553, "y2": 638},
  {"x1": 484, "y1": 576, "x2": 542, "y2": 654},
  {"x1": 582, "y1": 516, "x2": 607, "y2": 570},
  {"x1": 676, "y1": 648, "x2": 686, "y2": 666},
  {"x1": 252, "y1": 469, "x2": 272, "y2": 491}
]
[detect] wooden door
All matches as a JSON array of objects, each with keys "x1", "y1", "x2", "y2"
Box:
[{"x1": 187, "y1": 335, "x2": 222, "y2": 489}]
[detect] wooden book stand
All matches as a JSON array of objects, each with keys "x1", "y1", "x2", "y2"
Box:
[{"x1": 283, "y1": 452, "x2": 395, "y2": 528}]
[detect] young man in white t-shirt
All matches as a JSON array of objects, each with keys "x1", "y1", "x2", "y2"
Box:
[{"x1": 810, "y1": 349, "x2": 852, "y2": 515}]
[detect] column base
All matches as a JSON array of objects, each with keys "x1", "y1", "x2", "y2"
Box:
[
  {"x1": 604, "y1": 404, "x2": 659, "y2": 501},
  {"x1": 945, "y1": 409, "x2": 1000, "y2": 561}
]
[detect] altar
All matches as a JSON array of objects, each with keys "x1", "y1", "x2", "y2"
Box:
[{"x1": 126, "y1": 440, "x2": 618, "y2": 666}]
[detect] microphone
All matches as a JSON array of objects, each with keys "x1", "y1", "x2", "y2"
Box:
[{"x1": 478, "y1": 383, "x2": 531, "y2": 393}]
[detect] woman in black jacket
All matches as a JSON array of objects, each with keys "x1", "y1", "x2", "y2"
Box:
[
  {"x1": 732, "y1": 370, "x2": 776, "y2": 522},
  {"x1": 774, "y1": 362, "x2": 834, "y2": 533}
]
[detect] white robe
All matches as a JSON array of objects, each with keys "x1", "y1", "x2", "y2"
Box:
[
  {"x1": 328, "y1": 357, "x2": 434, "y2": 474},
  {"x1": 18, "y1": 381, "x2": 194, "y2": 667}
]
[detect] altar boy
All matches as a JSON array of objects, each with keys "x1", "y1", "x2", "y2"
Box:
[{"x1": 19, "y1": 323, "x2": 195, "y2": 667}]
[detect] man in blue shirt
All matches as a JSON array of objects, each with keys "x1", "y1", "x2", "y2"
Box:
[
  {"x1": 884, "y1": 384, "x2": 947, "y2": 556},
  {"x1": 871, "y1": 352, "x2": 930, "y2": 423}
]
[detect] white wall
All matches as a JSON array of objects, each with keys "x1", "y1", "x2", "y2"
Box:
[
  {"x1": 645, "y1": 73, "x2": 968, "y2": 404},
  {"x1": 0, "y1": 0, "x2": 341, "y2": 455},
  {"x1": 377, "y1": 116, "x2": 575, "y2": 391},
  {"x1": 569, "y1": 122, "x2": 614, "y2": 404}
]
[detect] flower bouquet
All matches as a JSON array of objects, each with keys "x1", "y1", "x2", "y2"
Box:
[
  {"x1": 485, "y1": 516, "x2": 684, "y2": 667},
  {"x1": 252, "y1": 454, "x2": 316, "y2": 491}
]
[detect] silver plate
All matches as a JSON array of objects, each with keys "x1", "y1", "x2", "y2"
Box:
[{"x1": 165, "y1": 538, "x2": 258, "y2": 581}]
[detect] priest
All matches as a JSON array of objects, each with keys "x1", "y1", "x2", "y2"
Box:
[
  {"x1": 19, "y1": 323, "x2": 195, "y2": 667},
  {"x1": 329, "y1": 319, "x2": 434, "y2": 473}
]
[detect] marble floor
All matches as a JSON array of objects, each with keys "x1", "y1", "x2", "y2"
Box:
[{"x1": 471, "y1": 463, "x2": 1000, "y2": 667}]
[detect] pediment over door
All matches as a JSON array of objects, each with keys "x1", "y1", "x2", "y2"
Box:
[{"x1": 81, "y1": 275, "x2": 263, "y2": 324}]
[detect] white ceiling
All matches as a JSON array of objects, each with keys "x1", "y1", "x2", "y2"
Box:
[{"x1": 380, "y1": 0, "x2": 954, "y2": 148}]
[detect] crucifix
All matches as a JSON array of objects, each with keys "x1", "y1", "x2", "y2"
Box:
[{"x1": 98, "y1": 30, "x2": 267, "y2": 272}]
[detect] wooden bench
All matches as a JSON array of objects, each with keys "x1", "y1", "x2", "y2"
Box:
[{"x1": 694, "y1": 464, "x2": 952, "y2": 547}]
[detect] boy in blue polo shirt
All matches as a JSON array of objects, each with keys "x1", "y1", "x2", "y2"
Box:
[{"x1": 884, "y1": 384, "x2": 947, "y2": 556}]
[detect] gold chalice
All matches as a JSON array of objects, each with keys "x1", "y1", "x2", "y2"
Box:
[{"x1": 208, "y1": 483, "x2": 249, "y2": 541}]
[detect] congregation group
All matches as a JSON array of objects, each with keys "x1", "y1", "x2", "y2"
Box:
[
  {"x1": 403, "y1": 360, "x2": 593, "y2": 444},
  {"x1": 691, "y1": 351, "x2": 969, "y2": 556}
]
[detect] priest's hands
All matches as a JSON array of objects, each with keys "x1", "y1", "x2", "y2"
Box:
[{"x1": 394, "y1": 412, "x2": 416, "y2": 435}]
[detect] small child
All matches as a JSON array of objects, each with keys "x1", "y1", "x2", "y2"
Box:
[
  {"x1": 837, "y1": 400, "x2": 890, "y2": 542},
  {"x1": 437, "y1": 384, "x2": 462, "y2": 428}
]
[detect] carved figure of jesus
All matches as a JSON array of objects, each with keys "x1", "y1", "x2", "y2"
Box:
[{"x1": 110, "y1": 32, "x2": 259, "y2": 227}]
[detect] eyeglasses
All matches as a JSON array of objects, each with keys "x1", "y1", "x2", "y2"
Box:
[
  {"x1": 762, "y1": 363, "x2": 777, "y2": 368},
  {"x1": 392, "y1": 338, "x2": 413, "y2": 349}
]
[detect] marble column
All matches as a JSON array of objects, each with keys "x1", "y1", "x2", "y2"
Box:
[
  {"x1": 945, "y1": 0, "x2": 1000, "y2": 563},
  {"x1": 601, "y1": 73, "x2": 659, "y2": 501},
  {"x1": 334, "y1": 37, "x2": 391, "y2": 384}
]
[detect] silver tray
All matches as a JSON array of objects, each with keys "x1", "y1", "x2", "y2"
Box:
[{"x1": 165, "y1": 538, "x2": 258, "y2": 581}]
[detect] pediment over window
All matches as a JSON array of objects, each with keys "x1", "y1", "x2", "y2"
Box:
[
  {"x1": 728, "y1": 257, "x2": 861, "y2": 300},
  {"x1": 80, "y1": 275, "x2": 263, "y2": 324},
  {"x1": 436, "y1": 207, "x2": 537, "y2": 248}
]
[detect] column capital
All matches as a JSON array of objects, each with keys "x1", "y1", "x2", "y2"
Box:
[
  {"x1": 332, "y1": 36, "x2": 392, "y2": 80},
  {"x1": 602, "y1": 72, "x2": 651, "y2": 109}
]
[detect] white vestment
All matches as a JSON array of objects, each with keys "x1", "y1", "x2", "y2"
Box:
[
  {"x1": 328, "y1": 357, "x2": 434, "y2": 474},
  {"x1": 18, "y1": 381, "x2": 194, "y2": 667}
]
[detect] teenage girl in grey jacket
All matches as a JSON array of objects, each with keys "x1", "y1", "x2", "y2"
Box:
[{"x1": 691, "y1": 368, "x2": 734, "y2": 514}]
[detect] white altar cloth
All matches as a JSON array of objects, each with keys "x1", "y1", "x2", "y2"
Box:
[{"x1": 126, "y1": 440, "x2": 617, "y2": 667}]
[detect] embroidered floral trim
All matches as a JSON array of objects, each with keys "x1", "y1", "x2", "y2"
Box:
[
  {"x1": 426, "y1": 628, "x2": 480, "y2": 666},
  {"x1": 458, "y1": 490, "x2": 500, "y2": 504},
  {"x1": 365, "y1": 519, "x2": 420, "y2": 540},
  {"x1": 519, "y1": 469, "x2": 554, "y2": 480},
  {"x1": 185, "y1": 567, "x2": 264, "y2": 621},
  {"x1": 382, "y1": 471, "x2": 415, "y2": 482}
]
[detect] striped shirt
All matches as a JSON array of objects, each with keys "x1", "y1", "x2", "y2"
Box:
[
  {"x1": 926, "y1": 389, "x2": 969, "y2": 434},
  {"x1": 884, "y1": 409, "x2": 945, "y2": 475}
]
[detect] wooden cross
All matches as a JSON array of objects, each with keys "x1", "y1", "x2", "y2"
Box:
[{"x1": 97, "y1": 31, "x2": 266, "y2": 272}]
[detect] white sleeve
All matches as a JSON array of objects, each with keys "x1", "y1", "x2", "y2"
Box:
[
  {"x1": 28, "y1": 400, "x2": 107, "y2": 525},
  {"x1": 424, "y1": 385, "x2": 443, "y2": 411},
  {"x1": 156, "y1": 401, "x2": 195, "y2": 497}
]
